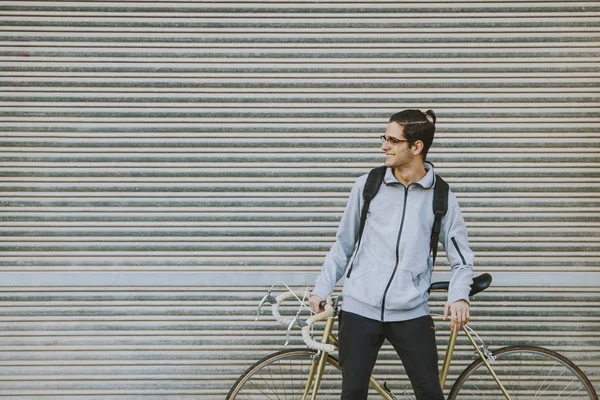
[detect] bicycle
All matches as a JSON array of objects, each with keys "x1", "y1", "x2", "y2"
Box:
[{"x1": 227, "y1": 273, "x2": 598, "y2": 400}]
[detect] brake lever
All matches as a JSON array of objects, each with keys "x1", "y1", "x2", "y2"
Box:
[
  {"x1": 284, "y1": 317, "x2": 297, "y2": 346},
  {"x1": 283, "y1": 292, "x2": 310, "y2": 345},
  {"x1": 255, "y1": 291, "x2": 277, "y2": 321},
  {"x1": 284, "y1": 320, "x2": 310, "y2": 346}
]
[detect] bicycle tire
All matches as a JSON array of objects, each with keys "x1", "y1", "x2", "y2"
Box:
[
  {"x1": 227, "y1": 348, "x2": 343, "y2": 400},
  {"x1": 448, "y1": 345, "x2": 598, "y2": 400}
]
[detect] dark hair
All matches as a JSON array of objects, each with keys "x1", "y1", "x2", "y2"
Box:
[{"x1": 388, "y1": 109, "x2": 436, "y2": 160}]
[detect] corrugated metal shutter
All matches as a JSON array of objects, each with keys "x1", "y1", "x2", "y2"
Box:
[
  {"x1": 0, "y1": 287, "x2": 598, "y2": 398},
  {"x1": 0, "y1": 1, "x2": 598, "y2": 398}
]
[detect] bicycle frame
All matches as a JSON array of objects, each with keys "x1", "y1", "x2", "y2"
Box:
[
  {"x1": 236, "y1": 278, "x2": 595, "y2": 400},
  {"x1": 302, "y1": 314, "x2": 512, "y2": 400}
]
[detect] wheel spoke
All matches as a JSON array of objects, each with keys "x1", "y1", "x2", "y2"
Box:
[
  {"x1": 227, "y1": 349, "x2": 343, "y2": 400},
  {"x1": 534, "y1": 363, "x2": 564, "y2": 399},
  {"x1": 246, "y1": 367, "x2": 281, "y2": 400},
  {"x1": 533, "y1": 356, "x2": 559, "y2": 398},
  {"x1": 448, "y1": 346, "x2": 596, "y2": 400},
  {"x1": 533, "y1": 352, "x2": 552, "y2": 399},
  {"x1": 460, "y1": 374, "x2": 492, "y2": 399}
]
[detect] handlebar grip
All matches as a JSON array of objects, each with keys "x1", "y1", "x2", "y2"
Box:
[
  {"x1": 270, "y1": 290, "x2": 336, "y2": 353},
  {"x1": 301, "y1": 304, "x2": 335, "y2": 353},
  {"x1": 271, "y1": 290, "x2": 308, "y2": 326}
]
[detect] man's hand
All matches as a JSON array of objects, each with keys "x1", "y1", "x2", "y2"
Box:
[
  {"x1": 443, "y1": 300, "x2": 470, "y2": 332},
  {"x1": 308, "y1": 294, "x2": 331, "y2": 314}
]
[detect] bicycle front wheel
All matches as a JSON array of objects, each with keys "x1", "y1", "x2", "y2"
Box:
[
  {"x1": 448, "y1": 345, "x2": 598, "y2": 400},
  {"x1": 227, "y1": 348, "x2": 343, "y2": 400}
]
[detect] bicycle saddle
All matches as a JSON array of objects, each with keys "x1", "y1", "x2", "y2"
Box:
[{"x1": 428, "y1": 273, "x2": 492, "y2": 297}]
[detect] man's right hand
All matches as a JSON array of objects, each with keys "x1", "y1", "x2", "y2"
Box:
[{"x1": 308, "y1": 294, "x2": 331, "y2": 313}]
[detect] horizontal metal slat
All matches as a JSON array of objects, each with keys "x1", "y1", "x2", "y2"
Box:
[{"x1": 1, "y1": 0, "x2": 598, "y2": 397}]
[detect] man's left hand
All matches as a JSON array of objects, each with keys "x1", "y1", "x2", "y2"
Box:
[{"x1": 443, "y1": 300, "x2": 470, "y2": 332}]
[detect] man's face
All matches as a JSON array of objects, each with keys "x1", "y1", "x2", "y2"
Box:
[{"x1": 381, "y1": 122, "x2": 415, "y2": 168}]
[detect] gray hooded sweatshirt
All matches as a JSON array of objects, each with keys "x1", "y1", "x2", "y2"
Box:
[{"x1": 312, "y1": 164, "x2": 474, "y2": 322}]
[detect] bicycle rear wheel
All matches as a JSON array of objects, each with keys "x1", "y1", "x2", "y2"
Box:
[
  {"x1": 448, "y1": 345, "x2": 598, "y2": 400},
  {"x1": 227, "y1": 348, "x2": 343, "y2": 400}
]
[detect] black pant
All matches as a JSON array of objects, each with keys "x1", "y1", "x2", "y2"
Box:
[{"x1": 338, "y1": 311, "x2": 444, "y2": 400}]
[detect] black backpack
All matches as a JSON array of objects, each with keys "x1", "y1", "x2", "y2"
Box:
[{"x1": 346, "y1": 166, "x2": 449, "y2": 278}]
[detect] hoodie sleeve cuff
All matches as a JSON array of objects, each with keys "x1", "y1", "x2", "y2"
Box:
[
  {"x1": 448, "y1": 287, "x2": 471, "y2": 305},
  {"x1": 311, "y1": 283, "x2": 332, "y2": 301}
]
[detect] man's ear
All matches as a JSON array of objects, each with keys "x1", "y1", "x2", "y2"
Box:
[{"x1": 411, "y1": 140, "x2": 424, "y2": 156}]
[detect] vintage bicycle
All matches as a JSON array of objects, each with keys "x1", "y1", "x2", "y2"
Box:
[{"x1": 227, "y1": 273, "x2": 597, "y2": 399}]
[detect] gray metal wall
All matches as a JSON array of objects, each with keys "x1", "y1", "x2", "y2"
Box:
[{"x1": 0, "y1": 1, "x2": 598, "y2": 398}]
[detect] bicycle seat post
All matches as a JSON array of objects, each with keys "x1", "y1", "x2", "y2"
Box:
[{"x1": 440, "y1": 327, "x2": 459, "y2": 389}]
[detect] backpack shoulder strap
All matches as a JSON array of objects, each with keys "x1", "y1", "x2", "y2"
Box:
[
  {"x1": 430, "y1": 175, "x2": 449, "y2": 269},
  {"x1": 359, "y1": 166, "x2": 386, "y2": 238},
  {"x1": 363, "y1": 166, "x2": 387, "y2": 202},
  {"x1": 345, "y1": 166, "x2": 386, "y2": 278}
]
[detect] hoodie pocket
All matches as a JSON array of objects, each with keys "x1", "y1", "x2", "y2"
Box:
[
  {"x1": 383, "y1": 269, "x2": 426, "y2": 311},
  {"x1": 345, "y1": 261, "x2": 386, "y2": 308}
]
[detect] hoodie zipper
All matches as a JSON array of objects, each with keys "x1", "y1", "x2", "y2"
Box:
[
  {"x1": 451, "y1": 236, "x2": 467, "y2": 265},
  {"x1": 380, "y1": 185, "x2": 409, "y2": 321}
]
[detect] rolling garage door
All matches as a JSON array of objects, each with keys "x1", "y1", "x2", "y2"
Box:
[{"x1": 0, "y1": 1, "x2": 598, "y2": 398}]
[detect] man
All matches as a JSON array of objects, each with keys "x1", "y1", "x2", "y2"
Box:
[{"x1": 309, "y1": 109, "x2": 474, "y2": 400}]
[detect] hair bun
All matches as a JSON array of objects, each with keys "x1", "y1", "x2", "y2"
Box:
[{"x1": 425, "y1": 109, "x2": 436, "y2": 124}]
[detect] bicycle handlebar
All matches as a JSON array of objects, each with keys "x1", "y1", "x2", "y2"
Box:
[
  {"x1": 265, "y1": 274, "x2": 494, "y2": 354},
  {"x1": 271, "y1": 290, "x2": 336, "y2": 353}
]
